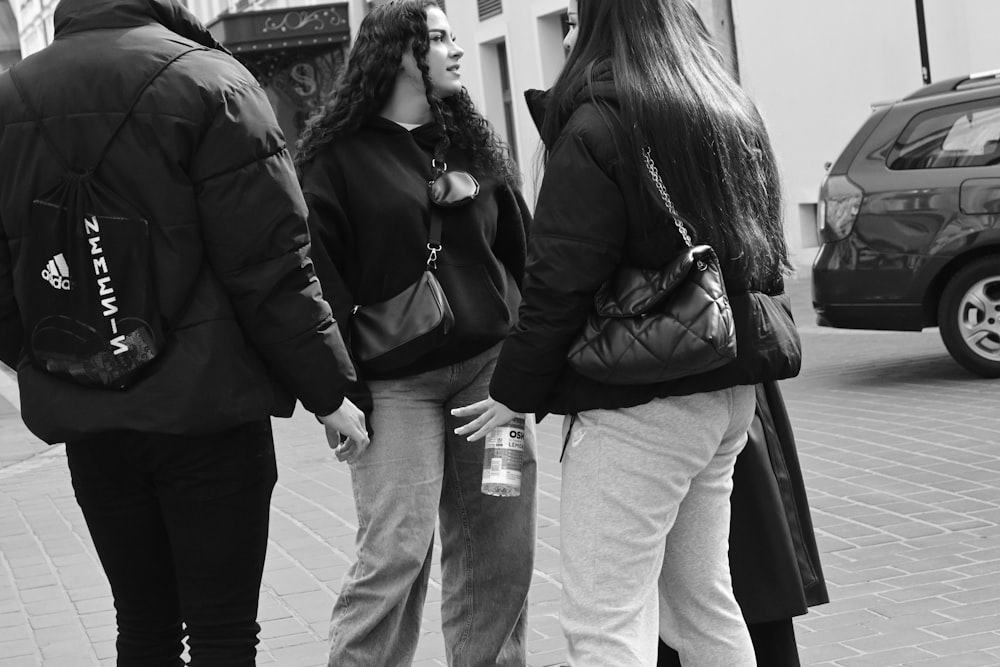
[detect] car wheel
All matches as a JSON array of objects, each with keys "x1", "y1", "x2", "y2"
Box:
[{"x1": 938, "y1": 255, "x2": 1000, "y2": 378}]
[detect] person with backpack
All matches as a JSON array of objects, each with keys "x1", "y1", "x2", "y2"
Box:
[{"x1": 0, "y1": 0, "x2": 367, "y2": 664}]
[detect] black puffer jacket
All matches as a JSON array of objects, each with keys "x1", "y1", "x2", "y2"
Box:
[
  {"x1": 489, "y1": 81, "x2": 801, "y2": 416},
  {"x1": 0, "y1": 0, "x2": 355, "y2": 443}
]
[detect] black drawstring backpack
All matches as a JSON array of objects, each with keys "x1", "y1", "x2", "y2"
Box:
[{"x1": 9, "y1": 47, "x2": 202, "y2": 389}]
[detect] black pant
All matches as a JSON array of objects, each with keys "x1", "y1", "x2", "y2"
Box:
[{"x1": 66, "y1": 420, "x2": 278, "y2": 667}]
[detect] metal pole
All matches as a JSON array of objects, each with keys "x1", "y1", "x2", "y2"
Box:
[{"x1": 915, "y1": 0, "x2": 931, "y2": 84}]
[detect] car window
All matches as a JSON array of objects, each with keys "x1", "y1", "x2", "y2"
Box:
[{"x1": 888, "y1": 98, "x2": 1000, "y2": 170}]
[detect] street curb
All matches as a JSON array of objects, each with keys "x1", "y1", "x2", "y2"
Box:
[
  {"x1": 0, "y1": 362, "x2": 18, "y2": 411},
  {"x1": 0, "y1": 443, "x2": 64, "y2": 480}
]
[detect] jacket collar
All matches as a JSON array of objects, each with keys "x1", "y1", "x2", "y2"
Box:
[
  {"x1": 54, "y1": 0, "x2": 228, "y2": 53},
  {"x1": 524, "y1": 88, "x2": 550, "y2": 135},
  {"x1": 524, "y1": 61, "x2": 617, "y2": 148}
]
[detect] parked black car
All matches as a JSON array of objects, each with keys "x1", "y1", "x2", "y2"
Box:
[{"x1": 813, "y1": 70, "x2": 1000, "y2": 377}]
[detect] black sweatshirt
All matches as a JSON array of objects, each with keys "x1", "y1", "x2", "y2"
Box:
[{"x1": 299, "y1": 117, "x2": 530, "y2": 406}]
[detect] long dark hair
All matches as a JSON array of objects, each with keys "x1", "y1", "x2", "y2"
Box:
[
  {"x1": 295, "y1": 0, "x2": 518, "y2": 186},
  {"x1": 544, "y1": 0, "x2": 790, "y2": 284}
]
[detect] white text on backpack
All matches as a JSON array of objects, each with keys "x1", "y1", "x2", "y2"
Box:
[{"x1": 84, "y1": 215, "x2": 128, "y2": 355}]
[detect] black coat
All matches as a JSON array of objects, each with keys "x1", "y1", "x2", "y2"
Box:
[
  {"x1": 489, "y1": 80, "x2": 800, "y2": 417},
  {"x1": 0, "y1": 0, "x2": 355, "y2": 443},
  {"x1": 731, "y1": 381, "x2": 828, "y2": 623}
]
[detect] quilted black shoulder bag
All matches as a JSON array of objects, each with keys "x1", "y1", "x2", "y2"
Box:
[{"x1": 566, "y1": 147, "x2": 738, "y2": 385}]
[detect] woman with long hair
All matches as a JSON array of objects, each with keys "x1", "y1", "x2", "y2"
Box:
[
  {"x1": 454, "y1": 0, "x2": 800, "y2": 664},
  {"x1": 296, "y1": 2, "x2": 535, "y2": 665}
]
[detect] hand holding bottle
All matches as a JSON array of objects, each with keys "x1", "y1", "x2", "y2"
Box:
[
  {"x1": 453, "y1": 397, "x2": 524, "y2": 497},
  {"x1": 451, "y1": 395, "x2": 516, "y2": 442}
]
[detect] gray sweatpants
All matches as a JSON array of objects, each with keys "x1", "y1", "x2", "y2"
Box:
[{"x1": 560, "y1": 386, "x2": 757, "y2": 666}]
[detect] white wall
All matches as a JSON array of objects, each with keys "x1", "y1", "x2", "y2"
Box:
[
  {"x1": 444, "y1": 0, "x2": 736, "y2": 204},
  {"x1": 964, "y1": 0, "x2": 1000, "y2": 74},
  {"x1": 445, "y1": 0, "x2": 1000, "y2": 250}
]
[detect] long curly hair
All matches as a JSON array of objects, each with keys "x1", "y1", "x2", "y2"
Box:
[
  {"x1": 295, "y1": 0, "x2": 518, "y2": 186},
  {"x1": 545, "y1": 0, "x2": 790, "y2": 286}
]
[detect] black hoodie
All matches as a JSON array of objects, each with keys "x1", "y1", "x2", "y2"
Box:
[{"x1": 300, "y1": 116, "x2": 531, "y2": 391}]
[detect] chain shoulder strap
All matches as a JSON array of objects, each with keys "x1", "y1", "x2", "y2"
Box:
[{"x1": 641, "y1": 146, "x2": 694, "y2": 249}]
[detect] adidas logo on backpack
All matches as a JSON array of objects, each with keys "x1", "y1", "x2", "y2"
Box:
[{"x1": 41, "y1": 253, "x2": 72, "y2": 291}]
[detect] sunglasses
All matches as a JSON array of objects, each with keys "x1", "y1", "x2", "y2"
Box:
[{"x1": 428, "y1": 159, "x2": 480, "y2": 208}]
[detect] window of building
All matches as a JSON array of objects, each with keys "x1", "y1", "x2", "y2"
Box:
[
  {"x1": 888, "y1": 99, "x2": 1000, "y2": 170},
  {"x1": 497, "y1": 40, "x2": 518, "y2": 164}
]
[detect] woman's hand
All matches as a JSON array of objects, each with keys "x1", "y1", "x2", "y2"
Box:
[{"x1": 452, "y1": 396, "x2": 516, "y2": 442}]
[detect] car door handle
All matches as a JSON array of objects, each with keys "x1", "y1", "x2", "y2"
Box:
[{"x1": 959, "y1": 178, "x2": 1000, "y2": 214}]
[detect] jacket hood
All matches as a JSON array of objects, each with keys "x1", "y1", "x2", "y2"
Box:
[
  {"x1": 364, "y1": 115, "x2": 448, "y2": 154},
  {"x1": 572, "y1": 61, "x2": 617, "y2": 108},
  {"x1": 54, "y1": 0, "x2": 227, "y2": 52},
  {"x1": 525, "y1": 61, "x2": 617, "y2": 145}
]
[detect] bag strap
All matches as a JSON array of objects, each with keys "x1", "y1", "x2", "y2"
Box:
[
  {"x1": 641, "y1": 146, "x2": 695, "y2": 249},
  {"x1": 425, "y1": 138, "x2": 452, "y2": 269},
  {"x1": 426, "y1": 193, "x2": 444, "y2": 270},
  {"x1": 9, "y1": 47, "x2": 204, "y2": 174}
]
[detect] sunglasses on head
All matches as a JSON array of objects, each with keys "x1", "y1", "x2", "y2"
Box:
[{"x1": 428, "y1": 158, "x2": 480, "y2": 208}]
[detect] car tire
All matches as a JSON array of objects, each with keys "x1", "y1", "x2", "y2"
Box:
[{"x1": 938, "y1": 255, "x2": 1000, "y2": 378}]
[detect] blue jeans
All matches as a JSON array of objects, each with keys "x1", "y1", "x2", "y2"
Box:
[
  {"x1": 66, "y1": 420, "x2": 277, "y2": 667},
  {"x1": 328, "y1": 345, "x2": 536, "y2": 666}
]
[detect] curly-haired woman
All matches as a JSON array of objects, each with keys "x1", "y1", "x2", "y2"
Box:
[{"x1": 295, "y1": 2, "x2": 535, "y2": 665}]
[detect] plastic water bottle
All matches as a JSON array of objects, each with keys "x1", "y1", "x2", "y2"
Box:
[{"x1": 481, "y1": 415, "x2": 525, "y2": 497}]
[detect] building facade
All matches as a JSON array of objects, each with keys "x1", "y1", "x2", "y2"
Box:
[
  {"x1": 10, "y1": 0, "x2": 376, "y2": 152},
  {"x1": 444, "y1": 0, "x2": 1000, "y2": 251},
  {"x1": 12, "y1": 1, "x2": 1000, "y2": 250},
  {"x1": 194, "y1": 1, "x2": 354, "y2": 150}
]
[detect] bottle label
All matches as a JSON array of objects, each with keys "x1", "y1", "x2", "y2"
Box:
[{"x1": 482, "y1": 416, "x2": 525, "y2": 492}]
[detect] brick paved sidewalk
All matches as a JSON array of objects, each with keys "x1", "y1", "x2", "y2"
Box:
[
  {"x1": 783, "y1": 353, "x2": 1000, "y2": 667},
  {"x1": 2, "y1": 271, "x2": 1000, "y2": 666},
  {"x1": 0, "y1": 400, "x2": 567, "y2": 666}
]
